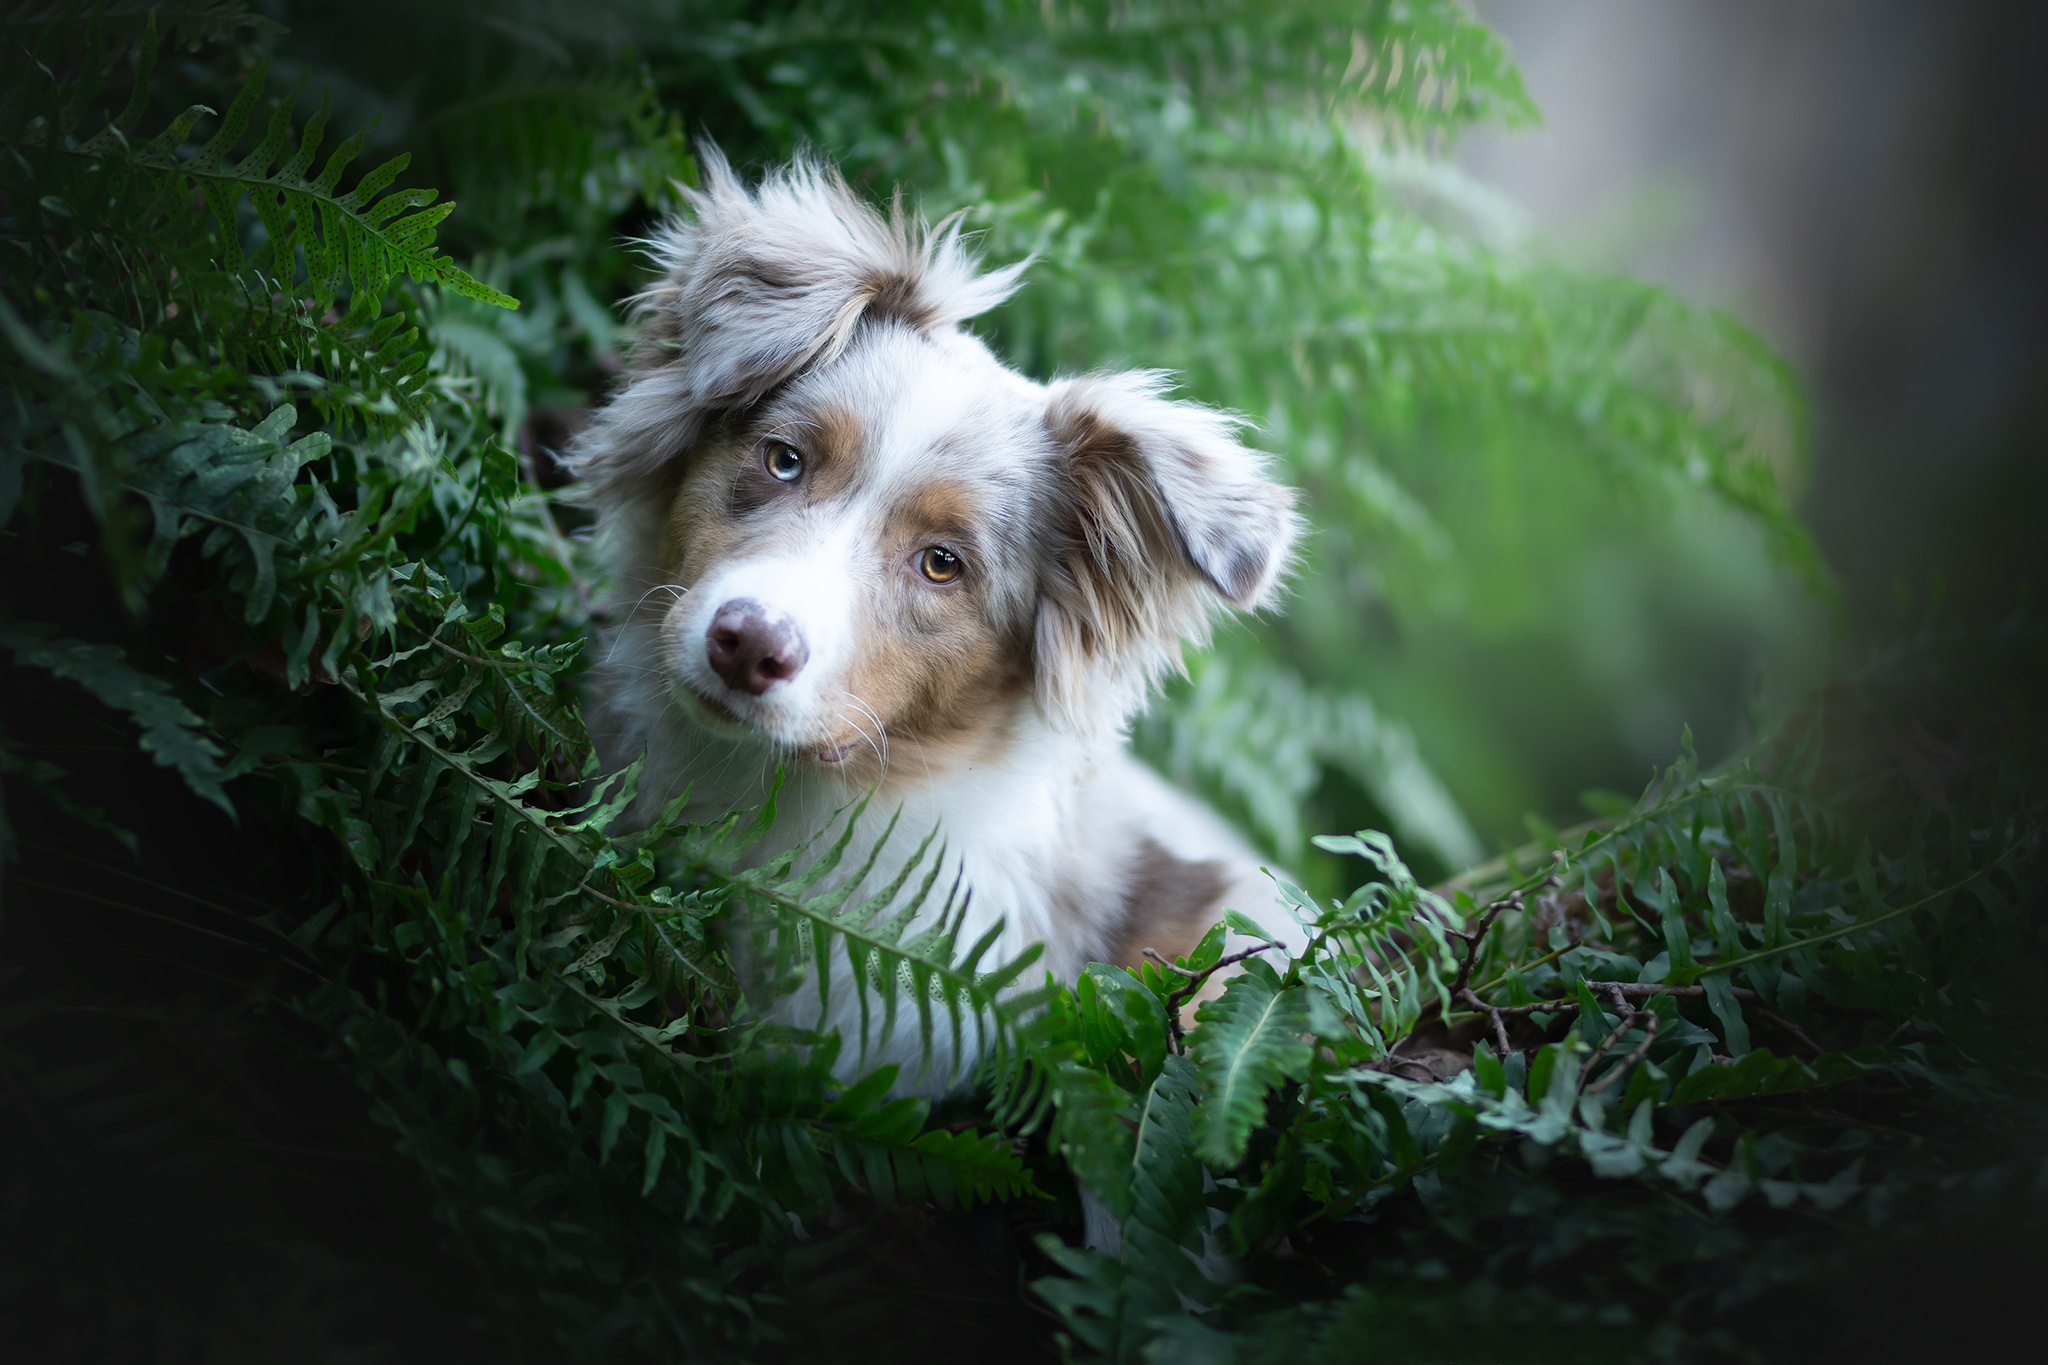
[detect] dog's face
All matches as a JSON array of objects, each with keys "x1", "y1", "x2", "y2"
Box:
[
  {"x1": 656, "y1": 326, "x2": 1044, "y2": 779},
  {"x1": 575, "y1": 153, "x2": 1301, "y2": 786}
]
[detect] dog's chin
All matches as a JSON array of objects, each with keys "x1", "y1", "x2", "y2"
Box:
[{"x1": 667, "y1": 676, "x2": 864, "y2": 768}]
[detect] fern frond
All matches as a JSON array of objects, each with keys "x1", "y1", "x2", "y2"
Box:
[
  {"x1": 1, "y1": 2, "x2": 278, "y2": 58},
  {"x1": 824, "y1": 1077, "x2": 1042, "y2": 1210},
  {"x1": 1273, "y1": 829, "x2": 1468, "y2": 1054},
  {"x1": 1190, "y1": 959, "x2": 1312, "y2": 1167},
  {"x1": 718, "y1": 804, "x2": 1045, "y2": 1083},
  {"x1": 1, "y1": 624, "x2": 232, "y2": 818},
  {"x1": 419, "y1": 290, "x2": 528, "y2": 435},
  {"x1": 1118, "y1": 1054, "x2": 1211, "y2": 1336},
  {"x1": 24, "y1": 29, "x2": 514, "y2": 318},
  {"x1": 1140, "y1": 652, "x2": 1483, "y2": 872}
]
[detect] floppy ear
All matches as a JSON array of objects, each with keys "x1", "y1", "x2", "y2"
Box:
[
  {"x1": 567, "y1": 145, "x2": 1028, "y2": 507},
  {"x1": 1037, "y1": 371, "x2": 1302, "y2": 720}
]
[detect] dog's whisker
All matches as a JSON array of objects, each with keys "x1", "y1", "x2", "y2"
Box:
[
  {"x1": 844, "y1": 693, "x2": 890, "y2": 777},
  {"x1": 833, "y1": 700, "x2": 887, "y2": 779},
  {"x1": 828, "y1": 696, "x2": 885, "y2": 779},
  {"x1": 602, "y1": 585, "x2": 691, "y2": 665}
]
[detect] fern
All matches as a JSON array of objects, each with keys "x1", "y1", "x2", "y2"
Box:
[
  {"x1": 122, "y1": 32, "x2": 511, "y2": 313},
  {"x1": 1189, "y1": 959, "x2": 1312, "y2": 1167},
  {"x1": 0, "y1": 623, "x2": 233, "y2": 816},
  {"x1": 1109, "y1": 1054, "x2": 1210, "y2": 1358},
  {"x1": 1139, "y1": 650, "x2": 1483, "y2": 871},
  {"x1": 823, "y1": 1068, "x2": 1041, "y2": 1211},
  {"x1": 4, "y1": 6, "x2": 2045, "y2": 1362}
]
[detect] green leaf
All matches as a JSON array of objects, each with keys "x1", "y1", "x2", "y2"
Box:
[
  {"x1": 895, "y1": 1127, "x2": 1042, "y2": 1210},
  {"x1": 1047, "y1": 1056, "x2": 1137, "y2": 1222},
  {"x1": 1222, "y1": 907, "x2": 1275, "y2": 941},
  {"x1": 1702, "y1": 974, "x2": 1753, "y2": 1057},
  {"x1": 1, "y1": 627, "x2": 232, "y2": 818},
  {"x1": 1122, "y1": 1054, "x2": 1209, "y2": 1323},
  {"x1": 1190, "y1": 960, "x2": 1311, "y2": 1167}
]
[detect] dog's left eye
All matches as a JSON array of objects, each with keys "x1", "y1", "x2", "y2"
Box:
[
  {"x1": 764, "y1": 441, "x2": 803, "y2": 482},
  {"x1": 917, "y1": 546, "x2": 964, "y2": 584}
]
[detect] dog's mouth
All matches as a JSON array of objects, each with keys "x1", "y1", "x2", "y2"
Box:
[{"x1": 675, "y1": 680, "x2": 866, "y2": 767}]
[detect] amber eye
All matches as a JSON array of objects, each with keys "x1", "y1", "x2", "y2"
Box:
[
  {"x1": 917, "y1": 545, "x2": 964, "y2": 584},
  {"x1": 764, "y1": 441, "x2": 803, "y2": 482}
]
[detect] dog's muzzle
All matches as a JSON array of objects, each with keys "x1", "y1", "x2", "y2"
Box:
[{"x1": 704, "y1": 597, "x2": 808, "y2": 696}]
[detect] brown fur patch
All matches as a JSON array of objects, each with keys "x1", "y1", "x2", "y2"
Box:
[
  {"x1": 793, "y1": 402, "x2": 868, "y2": 503},
  {"x1": 863, "y1": 271, "x2": 939, "y2": 331},
  {"x1": 1042, "y1": 400, "x2": 1185, "y2": 662},
  {"x1": 1106, "y1": 837, "x2": 1231, "y2": 970},
  {"x1": 816, "y1": 476, "x2": 1034, "y2": 779},
  {"x1": 885, "y1": 480, "x2": 980, "y2": 544},
  {"x1": 832, "y1": 566, "x2": 1032, "y2": 789},
  {"x1": 661, "y1": 437, "x2": 752, "y2": 588},
  {"x1": 665, "y1": 401, "x2": 868, "y2": 580}
]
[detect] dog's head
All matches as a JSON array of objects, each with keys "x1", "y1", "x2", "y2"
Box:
[{"x1": 573, "y1": 150, "x2": 1300, "y2": 782}]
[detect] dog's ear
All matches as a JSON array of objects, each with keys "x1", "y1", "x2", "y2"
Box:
[
  {"x1": 1036, "y1": 372, "x2": 1301, "y2": 720},
  {"x1": 567, "y1": 145, "x2": 1028, "y2": 506}
]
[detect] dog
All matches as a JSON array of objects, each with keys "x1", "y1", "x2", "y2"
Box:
[{"x1": 570, "y1": 149, "x2": 1306, "y2": 1088}]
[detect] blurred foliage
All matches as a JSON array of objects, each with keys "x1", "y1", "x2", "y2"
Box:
[
  {"x1": 2, "y1": 3, "x2": 2042, "y2": 1363},
  {"x1": 268, "y1": 0, "x2": 1832, "y2": 883}
]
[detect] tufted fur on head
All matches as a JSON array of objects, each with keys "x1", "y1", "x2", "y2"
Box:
[{"x1": 565, "y1": 146, "x2": 1030, "y2": 508}]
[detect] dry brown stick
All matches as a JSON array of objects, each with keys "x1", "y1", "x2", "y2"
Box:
[
  {"x1": 1585, "y1": 1004, "x2": 1661, "y2": 1096},
  {"x1": 1457, "y1": 981, "x2": 1765, "y2": 1023},
  {"x1": 1463, "y1": 980, "x2": 1827, "y2": 1067},
  {"x1": 1574, "y1": 985, "x2": 1643, "y2": 1102},
  {"x1": 1755, "y1": 1006, "x2": 1825, "y2": 1057},
  {"x1": 1143, "y1": 941, "x2": 1281, "y2": 1050},
  {"x1": 1444, "y1": 891, "x2": 1520, "y2": 1002},
  {"x1": 1460, "y1": 986, "x2": 1514, "y2": 1058}
]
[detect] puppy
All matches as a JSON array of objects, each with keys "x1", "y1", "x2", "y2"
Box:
[{"x1": 571, "y1": 150, "x2": 1305, "y2": 1087}]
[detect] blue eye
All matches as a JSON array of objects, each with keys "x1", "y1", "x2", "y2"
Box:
[{"x1": 765, "y1": 442, "x2": 803, "y2": 482}]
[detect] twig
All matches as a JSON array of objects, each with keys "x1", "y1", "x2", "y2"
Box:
[
  {"x1": 1459, "y1": 986, "x2": 1513, "y2": 1058},
  {"x1": 1754, "y1": 1006, "x2": 1825, "y2": 1058},
  {"x1": 1575, "y1": 985, "x2": 1643, "y2": 1102},
  {"x1": 1143, "y1": 941, "x2": 1280, "y2": 1050},
  {"x1": 1455, "y1": 978, "x2": 1830, "y2": 1073},
  {"x1": 1585, "y1": 997, "x2": 1660, "y2": 1096},
  {"x1": 1452, "y1": 981, "x2": 1766, "y2": 1024},
  {"x1": 1443, "y1": 890, "x2": 1518, "y2": 1006}
]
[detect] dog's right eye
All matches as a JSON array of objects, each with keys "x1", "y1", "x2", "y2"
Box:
[{"x1": 764, "y1": 441, "x2": 804, "y2": 482}]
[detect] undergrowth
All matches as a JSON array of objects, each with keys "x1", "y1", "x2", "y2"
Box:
[{"x1": 3, "y1": 5, "x2": 2044, "y2": 1363}]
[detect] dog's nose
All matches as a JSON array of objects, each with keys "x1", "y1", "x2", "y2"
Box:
[{"x1": 704, "y1": 598, "x2": 808, "y2": 696}]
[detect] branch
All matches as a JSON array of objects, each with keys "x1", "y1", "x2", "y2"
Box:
[
  {"x1": 1144, "y1": 940, "x2": 1281, "y2": 1050},
  {"x1": 1585, "y1": 1005, "x2": 1659, "y2": 1096},
  {"x1": 1578, "y1": 982, "x2": 1657, "y2": 1099},
  {"x1": 1457, "y1": 981, "x2": 1759, "y2": 1024},
  {"x1": 1459, "y1": 986, "x2": 1512, "y2": 1059},
  {"x1": 1443, "y1": 889, "x2": 1518, "y2": 1005},
  {"x1": 1754, "y1": 1006, "x2": 1824, "y2": 1058},
  {"x1": 1456, "y1": 980, "x2": 1829, "y2": 1065}
]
